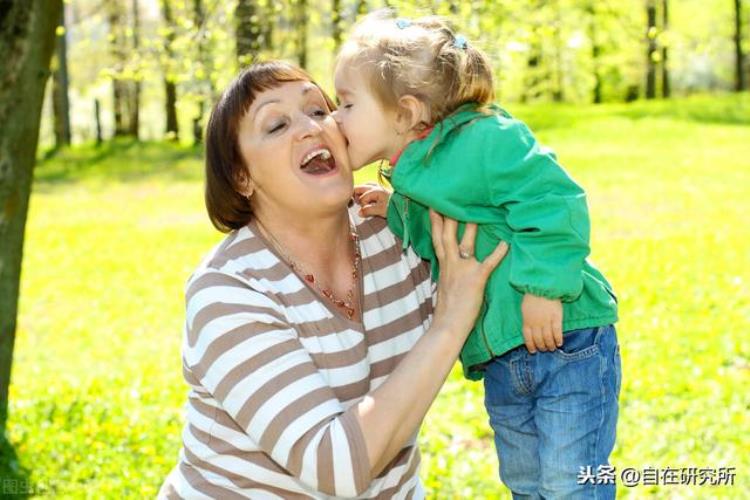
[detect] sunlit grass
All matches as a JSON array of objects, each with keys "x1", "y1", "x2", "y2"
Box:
[{"x1": 7, "y1": 95, "x2": 749, "y2": 498}]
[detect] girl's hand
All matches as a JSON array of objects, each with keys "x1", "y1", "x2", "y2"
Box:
[
  {"x1": 430, "y1": 210, "x2": 508, "y2": 340},
  {"x1": 521, "y1": 294, "x2": 563, "y2": 353},
  {"x1": 353, "y1": 183, "x2": 391, "y2": 218}
]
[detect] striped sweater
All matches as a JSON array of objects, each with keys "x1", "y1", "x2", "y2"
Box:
[{"x1": 160, "y1": 207, "x2": 435, "y2": 499}]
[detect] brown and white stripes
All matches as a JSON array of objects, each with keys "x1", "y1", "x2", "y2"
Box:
[{"x1": 159, "y1": 208, "x2": 435, "y2": 499}]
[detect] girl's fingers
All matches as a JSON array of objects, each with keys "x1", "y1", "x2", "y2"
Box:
[
  {"x1": 523, "y1": 325, "x2": 536, "y2": 353},
  {"x1": 532, "y1": 326, "x2": 546, "y2": 352},
  {"x1": 552, "y1": 319, "x2": 563, "y2": 348},
  {"x1": 429, "y1": 209, "x2": 446, "y2": 261},
  {"x1": 542, "y1": 324, "x2": 557, "y2": 351},
  {"x1": 359, "y1": 192, "x2": 383, "y2": 205}
]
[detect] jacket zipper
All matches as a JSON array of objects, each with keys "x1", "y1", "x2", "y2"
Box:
[{"x1": 478, "y1": 299, "x2": 495, "y2": 357}]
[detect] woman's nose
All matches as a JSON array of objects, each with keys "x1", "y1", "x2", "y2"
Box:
[{"x1": 294, "y1": 114, "x2": 324, "y2": 140}]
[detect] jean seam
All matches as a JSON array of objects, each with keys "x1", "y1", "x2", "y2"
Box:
[
  {"x1": 593, "y1": 329, "x2": 608, "y2": 500},
  {"x1": 552, "y1": 325, "x2": 604, "y2": 361},
  {"x1": 511, "y1": 358, "x2": 533, "y2": 395}
]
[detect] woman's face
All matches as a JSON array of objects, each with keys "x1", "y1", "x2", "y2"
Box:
[{"x1": 237, "y1": 80, "x2": 353, "y2": 221}]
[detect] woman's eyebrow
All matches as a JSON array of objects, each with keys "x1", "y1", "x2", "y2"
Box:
[{"x1": 252, "y1": 99, "x2": 280, "y2": 121}]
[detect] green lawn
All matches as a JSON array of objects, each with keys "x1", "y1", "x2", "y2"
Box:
[{"x1": 6, "y1": 94, "x2": 749, "y2": 498}]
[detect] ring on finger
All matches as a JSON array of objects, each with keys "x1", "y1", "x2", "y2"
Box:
[{"x1": 459, "y1": 247, "x2": 473, "y2": 259}]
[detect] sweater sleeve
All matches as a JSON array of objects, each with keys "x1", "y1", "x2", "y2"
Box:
[
  {"x1": 182, "y1": 270, "x2": 372, "y2": 497},
  {"x1": 484, "y1": 118, "x2": 591, "y2": 301}
]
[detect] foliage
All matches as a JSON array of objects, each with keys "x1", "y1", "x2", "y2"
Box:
[
  {"x1": 39, "y1": 0, "x2": 749, "y2": 146},
  {"x1": 6, "y1": 95, "x2": 749, "y2": 497}
]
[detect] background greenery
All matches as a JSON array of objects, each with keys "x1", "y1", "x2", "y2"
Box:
[{"x1": 6, "y1": 94, "x2": 748, "y2": 497}]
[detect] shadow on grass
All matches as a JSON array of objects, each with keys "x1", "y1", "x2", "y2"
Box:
[
  {"x1": 0, "y1": 434, "x2": 31, "y2": 498},
  {"x1": 34, "y1": 139, "x2": 204, "y2": 187}
]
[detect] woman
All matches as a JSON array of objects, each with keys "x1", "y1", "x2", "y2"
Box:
[{"x1": 159, "y1": 61, "x2": 507, "y2": 499}]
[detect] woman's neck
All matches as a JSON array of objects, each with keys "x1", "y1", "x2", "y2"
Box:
[{"x1": 254, "y1": 206, "x2": 353, "y2": 275}]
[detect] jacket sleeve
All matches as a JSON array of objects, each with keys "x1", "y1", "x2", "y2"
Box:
[
  {"x1": 182, "y1": 270, "x2": 372, "y2": 497},
  {"x1": 484, "y1": 119, "x2": 591, "y2": 301}
]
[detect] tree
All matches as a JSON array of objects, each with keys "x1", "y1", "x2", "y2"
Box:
[
  {"x1": 52, "y1": 6, "x2": 72, "y2": 148},
  {"x1": 586, "y1": 1, "x2": 603, "y2": 104},
  {"x1": 661, "y1": 0, "x2": 670, "y2": 98},
  {"x1": 735, "y1": 0, "x2": 746, "y2": 91},
  {"x1": 236, "y1": 0, "x2": 262, "y2": 65},
  {"x1": 191, "y1": 0, "x2": 211, "y2": 144},
  {"x1": 161, "y1": 0, "x2": 179, "y2": 141},
  {"x1": 0, "y1": 0, "x2": 62, "y2": 430},
  {"x1": 106, "y1": 0, "x2": 128, "y2": 136},
  {"x1": 296, "y1": 0, "x2": 308, "y2": 69},
  {"x1": 129, "y1": 0, "x2": 141, "y2": 139},
  {"x1": 645, "y1": 0, "x2": 658, "y2": 99},
  {"x1": 552, "y1": 0, "x2": 565, "y2": 102},
  {"x1": 332, "y1": 0, "x2": 343, "y2": 53}
]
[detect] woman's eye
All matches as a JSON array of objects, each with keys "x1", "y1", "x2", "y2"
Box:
[
  {"x1": 267, "y1": 122, "x2": 286, "y2": 134},
  {"x1": 343, "y1": 103, "x2": 353, "y2": 110}
]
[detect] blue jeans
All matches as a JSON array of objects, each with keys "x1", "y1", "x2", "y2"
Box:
[{"x1": 483, "y1": 324, "x2": 621, "y2": 499}]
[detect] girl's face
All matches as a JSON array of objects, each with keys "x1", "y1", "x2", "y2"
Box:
[
  {"x1": 332, "y1": 66, "x2": 403, "y2": 170},
  {"x1": 238, "y1": 80, "x2": 354, "y2": 220}
]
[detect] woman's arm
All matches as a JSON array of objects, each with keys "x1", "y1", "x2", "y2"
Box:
[
  {"x1": 183, "y1": 213, "x2": 505, "y2": 495},
  {"x1": 355, "y1": 211, "x2": 507, "y2": 475}
]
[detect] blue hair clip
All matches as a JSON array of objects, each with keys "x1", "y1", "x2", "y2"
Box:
[
  {"x1": 395, "y1": 18, "x2": 412, "y2": 29},
  {"x1": 453, "y1": 34, "x2": 468, "y2": 50}
]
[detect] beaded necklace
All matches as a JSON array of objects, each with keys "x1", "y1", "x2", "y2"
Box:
[{"x1": 255, "y1": 218, "x2": 361, "y2": 320}]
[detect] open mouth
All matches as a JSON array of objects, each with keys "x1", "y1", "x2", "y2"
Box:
[{"x1": 300, "y1": 148, "x2": 337, "y2": 175}]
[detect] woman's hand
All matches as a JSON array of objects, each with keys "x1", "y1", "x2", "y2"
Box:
[
  {"x1": 353, "y1": 183, "x2": 391, "y2": 218},
  {"x1": 429, "y1": 209, "x2": 508, "y2": 339},
  {"x1": 356, "y1": 210, "x2": 507, "y2": 478}
]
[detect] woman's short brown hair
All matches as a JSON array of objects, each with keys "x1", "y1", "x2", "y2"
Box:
[{"x1": 204, "y1": 61, "x2": 335, "y2": 232}]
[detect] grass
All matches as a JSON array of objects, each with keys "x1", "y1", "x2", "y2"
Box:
[{"x1": 5, "y1": 94, "x2": 749, "y2": 498}]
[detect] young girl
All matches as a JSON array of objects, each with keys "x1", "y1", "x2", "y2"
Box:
[{"x1": 333, "y1": 11, "x2": 621, "y2": 499}]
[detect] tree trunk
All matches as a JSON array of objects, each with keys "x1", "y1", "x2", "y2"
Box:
[
  {"x1": 587, "y1": 2, "x2": 602, "y2": 104},
  {"x1": 129, "y1": 0, "x2": 140, "y2": 139},
  {"x1": 296, "y1": 0, "x2": 308, "y2": 69},
  {"x1": 192, "y1": 0, "x2": 209, "y2": 144},
  {"x1": 236, "y1": 0, "x2": 261, "y2": 65},
  {"x1": 161, "y1": 0, "x2": 179, "y2": 141},
  {"x1": 661, "y1": 0, "x2": 670, "y2": 98},
  {"x1": 646, "y1": 0, "x2": 658, "y2": 99},
  {"x1": 735, "y1": 0, "x2": 746, "y2": 91},
  {"x1": 552, "y1": 0, "x2": 564, "y2": 102},
  {"x1": 0, "y1": 0, "x2": 62, "y2": 430},
  {"x1": 52, "y1": 6, "x2": 71, "y2": 148},
  {"x1": 95, "y1": 98, "x2": 103, "y2": 146},
  {"x1": 107, "y1": 0, "x2": 128, "y2": 136},
  {"x1": 332, "y1": 0, "x2": 342, "y2": 53}
]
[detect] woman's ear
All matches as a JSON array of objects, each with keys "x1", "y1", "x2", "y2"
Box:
[
  {"x1": 396, "y1": 95, "x2": 430, "y2": 133},
  {"x1": 235, "y1": 168, "x2": 255, "y2": 199}
]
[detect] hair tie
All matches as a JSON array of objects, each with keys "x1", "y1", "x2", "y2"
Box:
[
  {"x1": 395, "y1": 18, "x2": 412, "y2": 29},
  {"x1": 453, "y1": 34, "x2": 468, "y2": 50}
]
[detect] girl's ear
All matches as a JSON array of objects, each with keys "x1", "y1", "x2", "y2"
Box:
[{"x1": 396, "y1": 94, "x2": 430, "y2": 133}]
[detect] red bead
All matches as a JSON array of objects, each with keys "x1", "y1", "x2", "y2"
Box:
[{"x1": 305, "y1": 274, "x2": 315, "y2": 283}]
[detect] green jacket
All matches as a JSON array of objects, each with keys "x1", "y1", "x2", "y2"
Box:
[{"x1": 385, "y1": 104, "x2": 618, "y2": 380}]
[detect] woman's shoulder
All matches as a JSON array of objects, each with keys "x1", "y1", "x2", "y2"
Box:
[{"x1": 185, "y1": 224, "x2": 283, "y2": 296}]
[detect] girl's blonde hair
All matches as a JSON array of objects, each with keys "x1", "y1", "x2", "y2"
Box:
[{"x1": 336, "y1": 9, "x2": 494, "y2": 126}]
